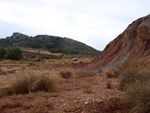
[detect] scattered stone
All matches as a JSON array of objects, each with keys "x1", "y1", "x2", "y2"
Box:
[{"x1": 84, "y1": 101, "x2": 88, "y2": 105}]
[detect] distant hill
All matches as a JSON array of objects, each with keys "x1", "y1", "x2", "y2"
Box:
[{"x1": 0, "y1": 33, "x2": 100, "y2": 55}]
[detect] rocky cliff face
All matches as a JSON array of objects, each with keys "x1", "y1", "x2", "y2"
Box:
[{"x1": 88, "y1": 15, "x2": 150, "y2": 69}]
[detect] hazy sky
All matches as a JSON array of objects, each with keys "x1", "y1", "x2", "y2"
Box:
[{"x1": 0, "y1": 0, "x2": 150, "y2": 50}]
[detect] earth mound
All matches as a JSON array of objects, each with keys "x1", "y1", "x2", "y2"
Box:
[{"x1": 88, "y1": 14, "x2": 150, "y2": 69}]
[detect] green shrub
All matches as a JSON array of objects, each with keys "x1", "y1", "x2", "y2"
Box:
[
  {"x1": 5, "y1": 47, "x2": 22, "y2": 60},
  {"x1": 28, "y1": 62, "x2": 36, "y2": 66},
  {"x1": 0, "y1": 47, "x2": 7, "y2": 59},
  {"x1": 42, "y1": 56, "x2": 50, "y2": 59}
]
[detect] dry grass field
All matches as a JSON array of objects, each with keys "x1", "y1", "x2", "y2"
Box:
[
  {"x1": 0, "y1": 54, "x2": 123, "y2": 113},
  {"x1": 1, "y1": 51, "x2": 150, "y2": 113}
]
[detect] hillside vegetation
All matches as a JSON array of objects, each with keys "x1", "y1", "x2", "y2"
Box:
[
  {"x1": 104, "y1": 61, "x2": 150, "y2": 113},
  {"x1": 0, "y1": 32, "x2": 100, "y2": 55}
]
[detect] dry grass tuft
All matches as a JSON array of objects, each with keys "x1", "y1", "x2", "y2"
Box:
[
  {"x1": 0, "y1": 100, "x2": 22, "y2": 110},
  {"x1": 0, "y1": 88, "x2": 9, "y2": 97},
  {"x1": 118, "y1": 63, "x2": 150, "y2": 90},
  {"x1": 106, "y1": 80, "x2": 112, "y2": 89},
  {"x1": 86, "y1": 77, "x2": 100, "y2": 85},
  {"x1": 104, "y1": 70, "x2": 115, "y2": 78},
  {"x1": 27, "y1": 97, "x2": 53, "y2": 113},
  {"x1": 120, "y1": 81, "x2": 150, "y2": 113},
  {"x1": 83, "y1": 86, "x2": 93, "y2": 94},
  {"x1": 60, "y1": 71, "x2": 72, "y2": 79},
  {"x1": 117, "y1": 61, "x2": 150, "y2": 113},
  {"x1": 11, "y1": 71, "x2": 58, "y2": 94},
  {"x1": 76, "y1": 71, "x2": 95, "y2": 78}
]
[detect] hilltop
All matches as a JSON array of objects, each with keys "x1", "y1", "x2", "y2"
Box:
[{"x1": 0, "y1": 33, "x2": 100, "y2": 55}]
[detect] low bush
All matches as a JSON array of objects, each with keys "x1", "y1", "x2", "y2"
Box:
[
  {"x1": 0, "y1": 47, "x2": 7, "y2": 59},
  {"x1": 5, "y1": 47, "x2": 22, "y2": 60}
]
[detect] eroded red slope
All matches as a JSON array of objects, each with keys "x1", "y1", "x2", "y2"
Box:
[{"x1": 88, "y1": 15, "x2": 150, "y2": 69}]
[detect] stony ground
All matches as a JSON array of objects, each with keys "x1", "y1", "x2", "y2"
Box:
[{"x1": 0, "y1": 59, "x2": 123, "y2": 113}]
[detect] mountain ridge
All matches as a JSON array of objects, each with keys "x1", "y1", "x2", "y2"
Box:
[{"x1": 0, "y1": 32, "x2": 100, "y2": 55}]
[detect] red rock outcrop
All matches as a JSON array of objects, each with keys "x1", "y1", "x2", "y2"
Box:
[{"x1": 88, "y1": 14, "x2": 150, "y2": 69}]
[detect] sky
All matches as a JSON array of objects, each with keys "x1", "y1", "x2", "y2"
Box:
[{"x1": 0, "y1": 0, "x2": 150, "y2": 50}]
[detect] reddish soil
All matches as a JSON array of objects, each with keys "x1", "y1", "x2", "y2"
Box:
[
  {"x1": 0, "y1": 60, "x2": 123, "y2": 113},
  {"x1": 0, "y1": 75, "x2": 122, "y2": 113},
  {"x1": 87, "y1": 14, "x2": 150, "y2": 70}
]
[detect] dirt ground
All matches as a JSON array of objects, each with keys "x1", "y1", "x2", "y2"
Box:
[{"x1": 0, "y1": 58, "x2": 123, "y2": 113}]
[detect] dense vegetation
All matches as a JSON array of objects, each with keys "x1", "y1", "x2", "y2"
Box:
[
  {"x1": 105, "y1": 61, "x2": 150, "y2": 113},
  {"x1": 0, "y1": 33, "x2": 100, "y2": 55},
  {"x1": 0, "y1": 47, "x2": 7, "y2": 59},
  {"x1": 0, "y1": 47, "x2": 22, "y2": 60}
]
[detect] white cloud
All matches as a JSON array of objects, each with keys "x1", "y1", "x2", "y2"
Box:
[{"x1": 0, "y1": 0, "x2": 150, "y2": 50}]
